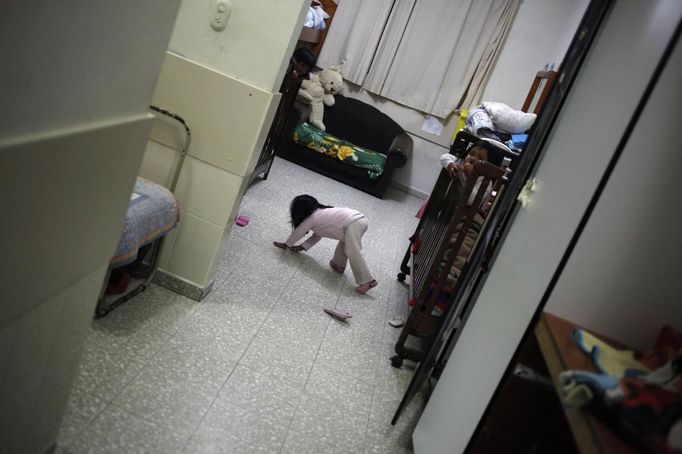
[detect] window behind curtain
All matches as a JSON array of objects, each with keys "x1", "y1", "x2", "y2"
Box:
[{"x1": 318, "y1": 0, "x2": 521, "y2": 118}]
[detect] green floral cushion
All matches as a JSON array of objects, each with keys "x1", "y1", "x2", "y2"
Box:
[{"x1": 293, "y1": 122, "x2": 386, "y2": 180}]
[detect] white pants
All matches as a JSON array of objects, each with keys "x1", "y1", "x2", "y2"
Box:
[{"x1": 332, "y1": 217, "x2": 373, "y2": 285}]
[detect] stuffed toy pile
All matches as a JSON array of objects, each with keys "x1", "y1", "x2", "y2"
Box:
[
  {"x1": 297, "y1": 66, "x2": 345, "y2": 131},
  {"x1": 297, "y1": 73, "x2": 326, "y2": 130}
]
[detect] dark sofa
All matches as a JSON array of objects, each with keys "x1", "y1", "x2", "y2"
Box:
[{"x1": 276, "y1": 95, "x2": 412, "y2": 198}]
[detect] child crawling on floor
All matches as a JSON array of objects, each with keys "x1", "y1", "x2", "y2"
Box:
[{"x1": 273, "y1": 194, "x2": 377, "y2": 294}]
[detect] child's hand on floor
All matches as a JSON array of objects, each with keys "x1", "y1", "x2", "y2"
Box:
[{"x1": 273, "y1": 241, "x2": 288, "y2": 249}]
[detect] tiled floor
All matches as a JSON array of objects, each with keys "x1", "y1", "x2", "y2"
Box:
[{"x1": 58, "y1": 157, "x2": 429, "y2": 454}]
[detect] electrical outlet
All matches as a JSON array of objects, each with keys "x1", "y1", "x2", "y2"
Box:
[{"x1": 210, "y1": 0, "x2": 231, "y2": 32}]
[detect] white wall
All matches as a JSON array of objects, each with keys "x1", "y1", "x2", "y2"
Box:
[
  {"x1": 168, "y1": 0, "x2": 309, "y2": 92},
  {"x1": 340, "y1": 0, "x2": 589, "y2": 197},
  {"x1": 546, "y1": 26, "x2": 682, "y2": 349},
  {"x1": 481, "y1": 0, "x2": 591, "y2": 108},
  {"x1": 0, "y1": 1, "x2": 179, "y2": 452},
  {"x1": 412, "y1": 1, "x2": 682, "y2": 452},
  {"x1": 0, "y1": 1, "x2": 180, "y2": 140}
]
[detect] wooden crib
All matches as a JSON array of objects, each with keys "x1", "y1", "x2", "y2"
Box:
[{"x1": 392, "y1": 130, "x2": 514, "y2": 368}]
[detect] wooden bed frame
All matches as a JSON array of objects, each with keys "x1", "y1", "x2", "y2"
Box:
[{"x1": 94, "y1": 106, "x2": 191, "y2": 318}]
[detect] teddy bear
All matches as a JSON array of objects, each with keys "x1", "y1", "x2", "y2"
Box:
[
  {"x1": 318, "y1": 66, "x2": 345, "y2": 107},
  {"x1": 297, "y1": 73, "x2": 327, "y2": 130}
]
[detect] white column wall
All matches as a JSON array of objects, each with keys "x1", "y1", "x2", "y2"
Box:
[
  {"x1": 142, "y1": 1, "x2": 309, "y2": 294},
  {"x1": 168, "y1": 0, "x2": 310, "y2": 93}
]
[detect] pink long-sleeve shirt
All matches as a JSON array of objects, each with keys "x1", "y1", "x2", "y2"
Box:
[{"x1": 286, "y1": 207, "x2": 364, "y2": 250}]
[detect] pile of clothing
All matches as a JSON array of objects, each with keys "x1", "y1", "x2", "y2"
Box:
[
  {"x1": 561, "y1": 326, "x2": 682, "y2": 452},
  {"x1": 304, "y1": 1, "x2": 330, "y2": 30},
  {"x1": 466, "y1": 101, "x2": 536, "y2": 153}
]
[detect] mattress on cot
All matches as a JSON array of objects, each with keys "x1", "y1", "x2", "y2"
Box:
[{"x1": 111, "y1": 177, "x2": 180, "y2": 268}]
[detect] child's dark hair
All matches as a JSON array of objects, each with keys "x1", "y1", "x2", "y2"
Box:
[
  {"x1": 472, "y1": 140, "x2": 504, "y2": 167},
  {"x1": 290, "y1": 194, "x2": 332, "y2": 228}
]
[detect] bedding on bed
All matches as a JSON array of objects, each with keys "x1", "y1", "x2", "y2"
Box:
[{"x1": 111, "y1": 177, "x2": 180, "y2": 268}]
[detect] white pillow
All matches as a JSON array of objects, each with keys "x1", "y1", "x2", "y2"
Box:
[{"x1": 482, "y1": 102, "x2": 536, "y2": 133}]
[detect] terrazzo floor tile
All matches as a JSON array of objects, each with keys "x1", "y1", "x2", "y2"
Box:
[
  {"x1": 294, "y1": 258, "x2": 347, "y2": 294},
  {"x1": 184, "y1": 398, "x2": 288, "y2": 454},
  {"x1": 215, "y1": 269, "x2": 290, "y2": 308},
  {"x1": 56, "y1": 389, "x2": 108, "y2": 450},
  {"x1": 194, "y1": 294, "x2": 273, "y2": 324},
  {"x1": 69, "y1": 404, "x2": 189, "y2": 454},
  {"x1": 216, "y1": 365, "x2": 302, "y2": 429},
  {"x1": 143, "y1": 336, "x2": 239, "y2": 395},
  {"x1": 340, "y1": 190, "x2": 378, "y2": 216},
  {"x1": 97, "y1": 285, "x2": 201, "y2": 334},
  {"x1": 63, "y1": 160, "x2": 425, "y2": 454},
  {"x1": 212, "y1": 236, "x2": 258, "y2": 285},
  {"x1": 112, "y1": 368, "x2": 217, "y2": 439},
  {"x1": 275, "y1": 172, "x2": 322, "y2": 196},
  {"x1": 286, "y1": 392, "x2": 370, "y2": 453},
  {"x1": 305, "y1": 362, "x2": 375, "y2": 405},
  {"x1": 281, "y1": 432, "x2": 356, "y2": 454},
  {"x1": 232, "y1": 220, "x2": 291, "y2": 249},
  {"x1": 236, "y1": 247, "x2": 301, "y2": 290},
  {"x1": 324, "y1": 320, "x2": 385, "y2": 355},
  {"x1": 275, "y1": 284, "x2": 343, "y2": 317},
  {"x1": 257, "y1": 309, "x2": 329, "y2": 346},
  {"x1": 315, "y1": 326, "x2": 383, "y2": 383},
  {"x1": 265, "y1": 159, "x2": 295, "y2": 181},
  {"x1": 239, "y1": 334, "x2": 318, "y2": 390},
  {"x1": 171, "y1": 308, "x2": 265, "y2": 359},
  {"x1": 87, "y1": 317, "x2": 173, "y2": 363},
  {"x1": 70, "y1": 347, "x2": 144, "y2": 404}
]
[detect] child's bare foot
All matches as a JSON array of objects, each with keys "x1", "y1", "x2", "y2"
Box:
[
  {"x1": 329, "y1": 260, "x2": 344, "y2": 274},
  {"x1": 356, "y1": 280, "x2": 377, "y2": 294}
]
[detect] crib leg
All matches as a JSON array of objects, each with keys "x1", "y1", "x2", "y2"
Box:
[
  {"x1": 94, "y1": 237, "x2": 165, "y2": 318},
  {"x1": 396, "y1": 245, "x2": 411, "y2": 281},
  {"x1": 390, "y1": 355, "x2": 404, "y2": 368}
]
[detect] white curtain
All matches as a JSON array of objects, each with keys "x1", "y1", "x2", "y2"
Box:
[
  {"x1": 316, "y1": 0, "x2": 394, "y2": 85},
  {"x1": 454, "y1": 0, "x2": 521, "y2": 109},
  {"x1": 318, "y1": 0, "x2": 520, "y2": 118}
]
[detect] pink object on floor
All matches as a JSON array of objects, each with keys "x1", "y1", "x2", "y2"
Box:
[
  {"x1": 323, "y1": 307, "x2": 352, "y2": 320},
  {"x1": 235, "y1": 215, "x2": 249, "y2": 227}
]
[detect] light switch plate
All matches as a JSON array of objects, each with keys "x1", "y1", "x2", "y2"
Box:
[{"x1": 210, "y1": 0, "x2": 231, "y2": 32}]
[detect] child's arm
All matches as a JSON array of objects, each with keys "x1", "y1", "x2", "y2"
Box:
[
  {"x1": 300, "y1": 234, "x2": 321, "y2": 250},
  {"x1": 273, "y1": 241, "x2": 304, "y2": 252},
  {"x1": 274, "y1": 216, "x2": 316, "y2": 251},
  {"x1": 440, "y1": 153, "x2": 463, "y2": 177}
]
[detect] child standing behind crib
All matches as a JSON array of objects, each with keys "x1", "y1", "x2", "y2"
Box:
[{"x1": 273, "y1": 194, "x2": 377, "y2": 294}]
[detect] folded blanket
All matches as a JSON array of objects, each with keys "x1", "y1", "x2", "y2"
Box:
[
  {"x1": 293, "y1": 122, "x2": 386, "y2": 180},
  {"x1": 112, "y1": 178, "x2": 180, "y2": 267}
]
